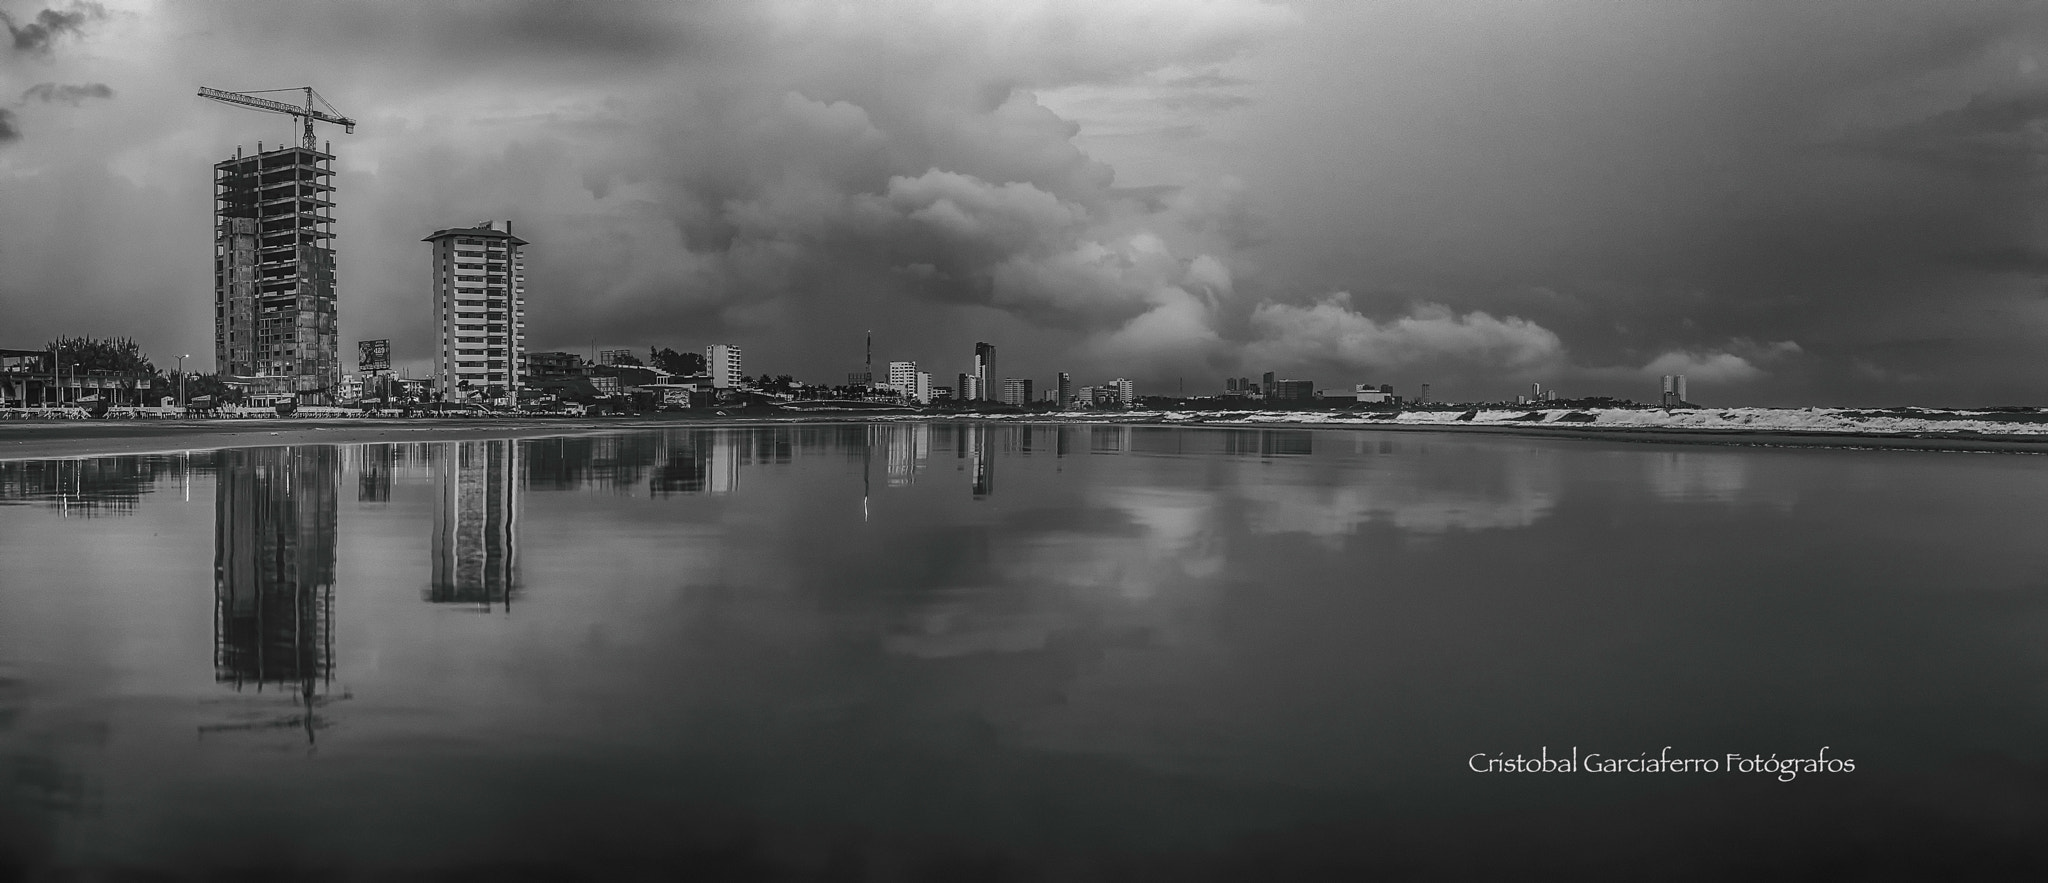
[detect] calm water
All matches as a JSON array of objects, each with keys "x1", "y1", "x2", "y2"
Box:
[{"x1": 2, "y1": 424, "x2": 2046, "y2": 879}]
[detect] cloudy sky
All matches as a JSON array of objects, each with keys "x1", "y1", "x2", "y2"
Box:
[{"x1": 4, "y1": 0, "x2": 2048, "y2": 405}]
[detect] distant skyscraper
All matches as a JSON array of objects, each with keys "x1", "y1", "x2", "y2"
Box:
[
  {"x1": 1662, "y1": 374, "x2": 1688, "y2": 407},
  {"x1": 1001, "y1": 378, "x2": 1033, "y2": 406},
  {"x1": 1057, "y1": 372, "x2": 1073, "y2": 407},
  {"x1": 973, "y1": 342, "x2": 994, "y2": 401},
  {"x1": 916, "y1": 371, "x2": 932, "y2": 404},
  {"x1": 1262, "y1": 371, "x2": 1276, "y2": 399},
  {"x1": 1114, "y1": 378, "x2": 1135, "y2": 405},
  {"x1": 707, "y1": 344, "x2": 742, "y2": 389},
  {"x1": 1420, "y1": 383, "x2": 1431, "y2": 403},
  {"x1": 427, "y1": 221, "x2": 527, "y2": 405},
  {"x1": 215, "y1": 144, "x2": 341, "y2": 405}
]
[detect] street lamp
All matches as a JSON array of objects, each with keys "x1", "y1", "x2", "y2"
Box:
[{"x1": 176, "y1": 354, "x2": 189, "y2": 407}]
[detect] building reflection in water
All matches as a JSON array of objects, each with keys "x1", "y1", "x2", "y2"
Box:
[
  {"x1": 882, "y1": 423, "x2": 930, "y2": 488},
  {"x1": 968, "y1": 423, "x2": 993, "y2": 498},
  {"x1": 211, "y1": 446, "x2": 339, "y2": 743},
  {"x1": 430, "y1": 440, "x2": 521, "y2": 610},
  {"x1": 1089, "y1": 424, "x2": 1130, "y2": 455},
  {"x1": 1222, "y1": 429, "x2": 1315, "y2": 459},
  {"x1": 356, "y1": 442, "x2": 395, "y2": 503},
  {"x1": 0, "y1": 454, "x2": 196, "y2": 517}
]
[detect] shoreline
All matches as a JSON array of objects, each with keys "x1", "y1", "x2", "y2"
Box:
[{"x1": 5, "y1": 411, "x2": 2048, "y2": 460}]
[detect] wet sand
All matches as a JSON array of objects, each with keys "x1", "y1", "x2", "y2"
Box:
[{"x1": 5, "y1": 411, "x2": 2047, "y2": 460}]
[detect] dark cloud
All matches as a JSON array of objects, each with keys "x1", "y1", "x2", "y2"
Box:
[
  {"x1": 0, "y1": 107, "x2": 19, "y2": 142},
  {"x1": 1845, "y1": 87, "x2": 2048, "y2": 181},
  {"x1": 0, "y1": 2, "x2": 105, "y2": 55},
  {"x1": 19, "y1": 82, "x2": 113, "y2": 105},
  {"x1": 11, "y1": 1, "x2": 2048, "y2": 404},
  {"x1": 1948, "y1": 245, "x2": 2048, "y2": 276}
]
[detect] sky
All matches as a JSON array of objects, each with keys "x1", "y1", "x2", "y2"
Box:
[{"x1": 4, "y1": 0, "x2": 2048, "y2": 406}]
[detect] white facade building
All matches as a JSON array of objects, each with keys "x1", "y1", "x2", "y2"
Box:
[
  {"x1": 427, "y1": 221, "x2": 527, "y2": 405},
  {"x1": 888, "y1": 361, "x2": 923, "y2": 403},
  {"x1": 707, "y1": 344, "x2": 742, "y2": 389}
]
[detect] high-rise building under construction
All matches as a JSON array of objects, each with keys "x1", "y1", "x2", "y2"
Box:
[{"x1": 213, "y1": 144, "x2": 341, "y2": 404}]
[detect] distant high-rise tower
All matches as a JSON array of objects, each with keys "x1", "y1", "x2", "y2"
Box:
[
  {"x1": 1001, "y1": 378, "x2": 1033, "y2": 407},
  {"x1": 214, "y1": 144, "x2": 340, "y2": 404},
  {"x1": 1057, "y1": 372, "x2": 1073, "y2": 407},
  {"x1": 973, "y1": 342, "x2": 994, "y2": 401},
  {"x1": 1114, "y1": 378, "x2": 1136, "y2": 406},
  {"x1": 707, "y1": 344, "x2": 742, "y2": 389},
  {"x1": 1661, "y1": 374, "x2": 1689, "y2": 407},
  {"x1": 427, "y1": 221, "x2": 527, "y2": 405}
]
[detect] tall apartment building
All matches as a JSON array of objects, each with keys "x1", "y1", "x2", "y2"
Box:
[
  {"x1": 1056, "y1": 372, "x2": 1073, "y2": 407},
  {"x1": 1114, "y1": 378, "x2": 1135, "y2": 405},
  {"x1": 426, "y1": 221, "x2": 527, "y2": 405},
  {"x1": 1001, "y1": 378, "x2": 1033, "y2": 407},
  {"x1": 888, "y1": 361, "x2": 933, "y2": 404},
  {"x1": 214, "y1": 145, "x2": 340, "y2": 404},
  {"x1": 973, "y1": 342, "x2": 994, "y2": 401},
  {"x1": 707, "y1": 344, "x2": 742, "y2": 389},
  {"x1": 888, "y1": 361, "x2": 918, "y2": 396}
]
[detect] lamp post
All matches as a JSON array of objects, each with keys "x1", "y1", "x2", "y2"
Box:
[{"x1": 176, "y1": 354, "x2": 189, "y2": 407}]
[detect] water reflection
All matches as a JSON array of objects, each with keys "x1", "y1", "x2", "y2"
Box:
[
  {"x1": 965, "y1": 423, "x2": 993, "y2": 498},
  {"x1": 2, "y1": 424, "x2": 2047, "y2": 875},
  {"x1": 1239, "y1": 441, "x2": 1561, "y2": 542},
  {"x1": 209, "y1": 446, "x2": 339, "y2": 742},
  {"x1": 430, "y1": 441, "x2": 521, "y2": 609},
  {"x1": 0, "y1": 454, "x2": 195, "y2": 516},
  {"x1": 1223, "y1": 429, "x2": 1314, "y2": 458}
]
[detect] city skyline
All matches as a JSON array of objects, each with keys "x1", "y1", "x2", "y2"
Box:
[{"x1": 7, "y1": 3, "x2": 2048, "y2": 405}]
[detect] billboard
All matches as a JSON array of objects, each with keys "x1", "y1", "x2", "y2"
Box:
[{"x1": 358, "y1": 339, "x2": 390, "y2": 372}]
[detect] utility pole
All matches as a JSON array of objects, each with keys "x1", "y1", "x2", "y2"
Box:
[{"x1": 177, "y1": 354, "x2": 189, "y2": 407}]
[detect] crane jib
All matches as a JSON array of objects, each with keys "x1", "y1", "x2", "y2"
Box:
[{"x1": 198, "y1": 86, "x2": 357, "y2": 149}]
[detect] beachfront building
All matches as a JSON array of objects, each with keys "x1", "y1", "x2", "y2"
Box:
[{"x1": 707, "y1": 344, "x2": 742, "y2": 389}]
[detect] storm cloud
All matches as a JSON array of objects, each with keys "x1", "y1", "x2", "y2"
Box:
[
  {"x1": 6, "y1": 1, "x2": 2048, "y2": 405},
  {"x1": 1, "y1": 2, "x2": 104, "y2": 55},
  {"x1": 19, "y1": 81, "x2": 112, "y2": 104}
]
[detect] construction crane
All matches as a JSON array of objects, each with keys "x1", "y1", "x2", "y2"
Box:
[{"x1": 197, "y1": 86, "x2": 355, "y2": 150}]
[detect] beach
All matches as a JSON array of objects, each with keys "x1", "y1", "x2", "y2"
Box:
[{"x1": 6, "y1": 406, "x2": 2048, "y2": 460}]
